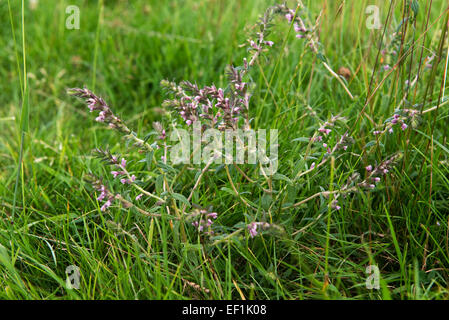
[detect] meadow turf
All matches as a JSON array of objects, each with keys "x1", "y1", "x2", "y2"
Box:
[{"x1": 0, "y1": 0, "x2": 449, "y2": 299}]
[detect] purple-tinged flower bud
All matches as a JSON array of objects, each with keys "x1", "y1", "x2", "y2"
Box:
[
  {"x1": 121, "y1": 158, "x2": 127, "y2": 168},
  {"x1": 136, "y1": 194, "x2": 143, "y2": 201},
  {"x1": 401, "y1": 123, "x2": 408, "y2": 131},
  {"x1": 366, "y1": 165, "x2": 373, "y2": 172}
]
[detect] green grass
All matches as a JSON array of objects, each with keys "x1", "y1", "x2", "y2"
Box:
[{"x1": 0, "y1": 0, "x2": 449, "y2": 299}]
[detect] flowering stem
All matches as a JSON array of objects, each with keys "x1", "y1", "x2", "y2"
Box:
[{"x1": 115, "y1": 194, "x2": 178, "y2": 220}]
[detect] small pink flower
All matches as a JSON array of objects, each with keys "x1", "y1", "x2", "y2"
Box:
[
  {"x1": 207, "y1": 212, "x2": 218, "y2": 219},
  {"x1": 95, "y1": 111, "x2": 106, "y2": 122},
  {"x1": 87, "y1": 99, "x2": 96, "y2": 112},
  {"x1": 310, "y1": 162, "x2": 316, "y2": 170},
  {"x1": 101, "y1": 199, "x2": 112, "y2": 212},
  {"x1": 264, "y1": 41, "x2": 274, "y2": 47},
  {"x1": 121, "y1": 158, "x2": 127, "y2": 168},
  {"x1": 111, "y1": 171, "x2": 121, "y2": 178},
  {"x1": 136, "y1": 194, "x2": 143, "y2": 201},
  {"x1": 294, "y1": 23, "x2": 301, "y2": 33},
  {"x1": 318, "y1": 127, "x2": 331, "y2": 135},
  {"x1": 401, "y1": 123, "x2": 408, "y2": 131},
  {"x1": 97, "y1": 192, "x2": 106, "y2": 202},
  {"x1": 366, "y1": 165, "x2": 373, "y2": 172},
  {"x1": 247, "y1": 223, "x2": 258, "y2": 238}
]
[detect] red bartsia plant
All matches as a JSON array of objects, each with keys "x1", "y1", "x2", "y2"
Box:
[{"x1": 69, "y1": 2, "x2": 438, "y2": 242}]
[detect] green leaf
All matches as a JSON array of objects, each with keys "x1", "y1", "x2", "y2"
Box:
[{"x1": 171, "y1": 192, "x2": 190, "y2": 207}]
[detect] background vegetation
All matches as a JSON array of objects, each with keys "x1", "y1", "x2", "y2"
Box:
[{"x1": 0, "y1": 0, "x2": 448, "y2": 299}]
